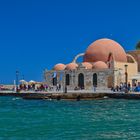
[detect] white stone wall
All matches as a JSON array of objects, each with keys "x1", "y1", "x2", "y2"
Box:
[{"x1": 44, "y1": 67, "x2": 113, "y2": 90}]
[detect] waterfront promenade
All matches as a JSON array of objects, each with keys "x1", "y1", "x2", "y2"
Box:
[{"x1": 0, "y1": 89, "x2": 140, "y2": 100}]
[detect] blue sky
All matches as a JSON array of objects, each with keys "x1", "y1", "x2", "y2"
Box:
[{"x1": 0, "y1": 0, "x2": 140, "y2": 84}]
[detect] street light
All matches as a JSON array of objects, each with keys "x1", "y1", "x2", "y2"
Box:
[
  {"x1": 22, "y1": 75, "x2": 24, "y2": 80},
  {"x1": 124, "y1": 64, "x2": 128, "y2": 88},
  {"x1": 64, "y1": 70, "x2": 67, "y2": 93},
  {"x1": 16, "y1": 70, "x2": 19, "y2": 93}
]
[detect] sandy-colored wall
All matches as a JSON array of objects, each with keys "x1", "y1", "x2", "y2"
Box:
[
  {"x1": 127, "y1": 50, "x2": 140, "y2": 72},
  {"x1": 114, "y1": 61, "x2": 138, "y2": 83}
]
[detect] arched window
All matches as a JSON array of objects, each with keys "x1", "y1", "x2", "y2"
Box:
[
  {"x1": 66, "y1": 74, "x2": 70, "y2": 85},
  {"x1": 78, "y1": 73, "x2": 84, "y2": 89},
  {"x1": 93, "y1": 73, "x2": 97, "y2": 86}
]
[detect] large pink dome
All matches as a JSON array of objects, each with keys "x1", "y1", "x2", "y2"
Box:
[{"x1": 84, "y1": 38, "x2": 127, "y2": 63}]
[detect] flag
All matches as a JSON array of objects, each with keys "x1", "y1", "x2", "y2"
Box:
[{"x1": 52, "y1": 72, "x2": 57, "y2": 78}]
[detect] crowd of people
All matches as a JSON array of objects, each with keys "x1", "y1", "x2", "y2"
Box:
[
  {"x1": 111, "y1": 82, "x2": 140, "y2": 92},
  {"x1": 1, "y1": 80, "x2": 140, "y2": 93},
  {"x1": 17, "y1": 83, "x2": 62, "y2": 92},
  {"x1": 17, "y1": 81, "x2": 140, "y2": 93},
  {"x1": 18, "y1": 83, "x2": 48, "y2": 91}
]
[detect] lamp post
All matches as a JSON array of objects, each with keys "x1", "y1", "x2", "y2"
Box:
[
  {"x1": 22, "y1": 74, "x2": 24, "y2": 80},
  {"x1": 124, "y1": 64, "x2": 128, "y2": 89},
  {"x1": 64, "y1": 70, "x2": 67, "y2": 93},
  {"x1": 16, "y1": 70, "x2": 19, "y2": 93}
]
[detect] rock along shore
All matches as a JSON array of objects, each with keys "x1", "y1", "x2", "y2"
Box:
[{"x1": 0, "y1": 91, "x2": 140, "y2": 100}]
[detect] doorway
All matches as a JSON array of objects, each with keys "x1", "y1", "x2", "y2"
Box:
[{"x1": 78, "y1": 73, "x2": 84, "y2": 89}]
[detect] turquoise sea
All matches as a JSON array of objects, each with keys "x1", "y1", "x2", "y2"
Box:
[{"x1": 0, "y1": 97, "x2": 140, "y2": 140}]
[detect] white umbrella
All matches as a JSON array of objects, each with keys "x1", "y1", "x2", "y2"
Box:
[
  {"x1": 29, "y1": 80, "x2": 36, "y2": 83},
  {"x1": 130, "y1": 75, "x2": 140, "y2": 80},
  {"x1": 19, "y1": 80, "x2": 27, "y2": 84}
]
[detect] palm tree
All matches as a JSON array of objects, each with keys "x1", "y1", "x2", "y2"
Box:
[{"x1": 136, "y1": 41, "x2": 140, "y2": 50}]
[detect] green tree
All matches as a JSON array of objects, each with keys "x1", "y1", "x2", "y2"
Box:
[{"x1": 136, "y1": 41, "x2": 140, "y2": 50}]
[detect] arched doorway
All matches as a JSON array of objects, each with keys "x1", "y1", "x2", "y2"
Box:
[
  {"x1": 66, "y1": 74, "x2": 70, "y2": 85},
  {"x1": 78, "y1": 73, "x2": 84, "y2": 89},
  {"x1": 52, "y1": 77, "x2": 57, "y2": 86},
  {"x1": 93, "y1": 73, "x2": 97, "y2": 86}
]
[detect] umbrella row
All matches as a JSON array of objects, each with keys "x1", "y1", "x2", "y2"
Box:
[{"x1": 19, "y1": 80, "x2": 40, "y2": 84}]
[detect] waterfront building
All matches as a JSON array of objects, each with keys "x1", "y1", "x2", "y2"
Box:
[
  {"x1": 127, "y1": 50, "x2": 140, "y2": 72},
  {"x1": 44, "y1": 38, "x2": 140, "y2": 90}
]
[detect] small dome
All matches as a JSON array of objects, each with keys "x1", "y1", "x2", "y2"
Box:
[
  {"x1": 53, "y1": 63, "x2": 66, "y2": 71},
  {"x1": 82, "y1": 62, "x2": 93, "y2": 69},
  {"x1": 66, "y1": 63, "x2": 78, "y2": 70},
  {"x1": 93, "y1": 61, "x2": 108, "y2": 69},
  {"x1": 84, "y1": 38, "x2": 127, "y2": 63}
]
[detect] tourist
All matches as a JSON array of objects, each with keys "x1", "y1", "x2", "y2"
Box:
[
  {"x1": 64, "y1": 86, "x2": 67, "y2": 93},
  {"x1": 40, "y1": 84, "x2": 45, "y2": 91},
  {"x1": 56, "y1": 83, "x2": 59, "y2": 91},
  {"x1": 116, "y1": 85, "x2": 119, "y2": 92},
  {"x1": 35, "y1": 84, "x2": 38, "y2": 91},
  {"x1": 28, "y1": 85, "x2": 31, "y2": 91},
  {"x1": 111, "y1": 86, "x2": 114, "y2": 91},
  {"x1": 32, "y1": 83, "x2": 35, "y2": 90},
  {"x1": 127, "y1": 82, "x2": 131, "y2": 92},
  {"x1": 119, "y1": 83, "x2": 123, "y2": 91},
  {"x1": 132, "y1": 83, "x2": 136, "y2": 92},
  {"x1": 45, "y1": 84, "x2": 48, "y2": 91},
  {"x1": 59, "y1": 84, "x2": 61, "y2": 91}
]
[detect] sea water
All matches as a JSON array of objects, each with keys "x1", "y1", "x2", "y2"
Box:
[{"x1": 0, "y1": 97, "x2": 140, "y2": 140}]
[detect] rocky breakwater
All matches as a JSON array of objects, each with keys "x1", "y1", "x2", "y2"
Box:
[{"x1": 22, "y1": 92, "x2": 107, "y2": 100}]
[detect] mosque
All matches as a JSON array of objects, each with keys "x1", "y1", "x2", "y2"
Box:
[{"x1": 44, "y1": 38, "x2": 140, "y2": 90}]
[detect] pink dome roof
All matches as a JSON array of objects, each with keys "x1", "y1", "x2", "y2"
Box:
[
  {"x1": 53, "y1": 63, "x2": 66, "y2": 71},
  {"x1": 82, "y1": 62, "x2": 93, "y2": 69},
  {"x1": 84, "y1": 38, "x2": 127, "y2": 63},
  {"x1": 66, "y1": 63, "x2": 78, "y2": 70},
  {"x1": 93, "y1": 61, "x2": 108, "y2": 69}
]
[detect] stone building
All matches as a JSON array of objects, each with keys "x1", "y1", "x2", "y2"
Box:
[
  {"x1": 44, "y1": 38, "x2": 139, "y2": 90},
  {"x1": 127, "y1": 50, "x2": 140, "y2": 72},
  {"x1": 127, "y1": 50, "x2": 140, "y2": 83}
]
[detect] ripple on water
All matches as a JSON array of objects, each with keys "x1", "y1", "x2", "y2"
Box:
[{"x1": 0, "y1": 97, "x2": 140, "y2": 139}]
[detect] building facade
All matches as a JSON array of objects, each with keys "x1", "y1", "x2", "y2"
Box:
[
  {"x1": 44, "y1": 38, "x2": 139, "y2": 90},
  {"x1": 127, "y1": 50, "x2": 140, "y2": 72}
]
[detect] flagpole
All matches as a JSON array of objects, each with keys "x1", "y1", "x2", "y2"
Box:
[{"x1": 16, "y1": 70, "x2": 19, "y2": 93}]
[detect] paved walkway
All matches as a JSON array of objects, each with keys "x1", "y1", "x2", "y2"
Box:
[{"x1": 0, "y1": 89, "x2": 140, "y2": 94}]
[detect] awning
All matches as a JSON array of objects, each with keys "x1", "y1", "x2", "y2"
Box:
[{"x1": 130, "y1": 74, "x2": 140, "y2": 80}]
